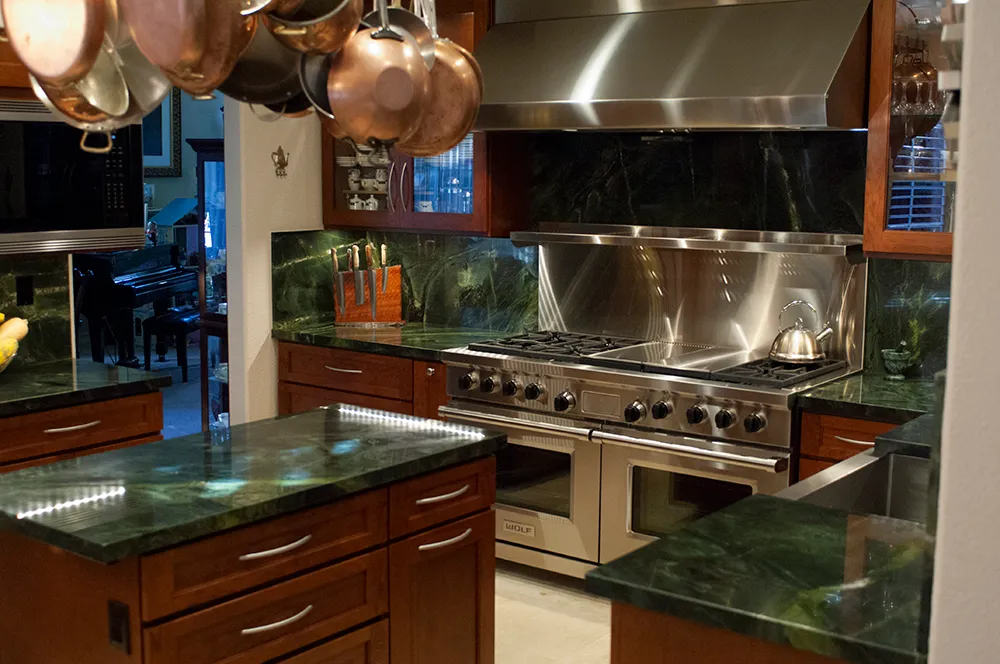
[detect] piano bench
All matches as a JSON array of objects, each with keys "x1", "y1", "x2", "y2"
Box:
[{"x1": 142, "y1": 310, "x2": 201, "y2": 382}]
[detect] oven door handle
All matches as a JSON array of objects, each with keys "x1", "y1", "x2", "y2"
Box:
[
  {"x1": 438, "y1": 406, "x2": 592, "y2": 441},
  {"x1": 594, "y1": 431, "x2": 789, "y2": 473}
]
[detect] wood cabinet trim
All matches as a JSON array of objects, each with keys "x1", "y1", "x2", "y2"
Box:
[
  {"x1": 800, "y1": 412, "x2": 897, "y2": 461},
  {"x1": 277, "y1": 619, "x2": 388, "y2": 663}
]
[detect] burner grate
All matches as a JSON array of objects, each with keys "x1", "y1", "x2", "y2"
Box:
[
  {"x1": 713, "y1": 358, "x2": 847, "y2": 388},
  {"x1": 468, "y1": 331, "x2": 647, "y2": 361}
]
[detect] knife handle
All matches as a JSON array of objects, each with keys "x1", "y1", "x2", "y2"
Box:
[
  {"x1": 332, "y1": 248, "x2": 339, "y2": 272},
  {"x1": 365, "y1": 244, "x2": 374, "y2": 269},
  {"x1": 381, "y1": 244, "x2": 387, "y2": 266}
]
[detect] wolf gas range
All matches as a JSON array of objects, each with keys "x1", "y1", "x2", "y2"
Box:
[{"x1": 440, "y1": 331, "x2": 851, "y2": 577}]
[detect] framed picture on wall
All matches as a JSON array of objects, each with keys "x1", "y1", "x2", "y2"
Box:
[{"x1": 143, "y1": 87, "x2": 182, "y2": 178}]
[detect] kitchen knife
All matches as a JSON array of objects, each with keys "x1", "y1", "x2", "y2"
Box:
[
  {"x1": 331, "y1": 249, "x2": 346, "y2": 316},
  {"x1": 366, "y1": 244, "x2": 378, "y2": 320},
  {"x1": 381, "y1": 243, "x2": 388, "y2": 293},
  {"x1": 352, "y1": 245, "x2": 364, "y2": 305}
]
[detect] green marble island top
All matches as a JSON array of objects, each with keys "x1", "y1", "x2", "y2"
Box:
[
  {"x1": 797, "y1": 373, "x2": 938, "y2": 424},
  {"x1": 0, "y1": 406, "x2": 505, "y2": 563},
  {"x1": 587, "y1": 496, "x2": 930, "y2": 664},
  {"x1": 272, "y1": 320, "x2": 518, "y2": 362},
  {"x1": 0, "y1": 360, "x2": 171, "y2": 418}
]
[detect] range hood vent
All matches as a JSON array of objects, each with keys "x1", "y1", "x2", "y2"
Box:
[{"x1": 474, "y1": 0, "x2": 872, "y2": 131}]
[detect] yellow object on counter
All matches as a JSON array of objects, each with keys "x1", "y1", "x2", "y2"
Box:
[
  {"x1": 0, "y1": 314, "x2": 27, "y2": 374},
  {"x1": 0, "y1": 338, "x2": 18, "y2": 374}
]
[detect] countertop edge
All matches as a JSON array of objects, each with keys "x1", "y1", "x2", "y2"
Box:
[
  {"x1": 0, "y1": 375, "x2": 173, "y2": 419},
  {"x1": 2, "y1": 435, "x2": 505, "y2": 564},
  {"x1": 795, "y1": 394, "x2": 926, "y2": 425},
  {"x1": 272, "y1": 328, "x2": 446, "y2": 363}
]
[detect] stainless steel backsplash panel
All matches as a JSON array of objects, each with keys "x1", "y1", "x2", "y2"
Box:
[{"x1": 538, "y1": 245, "x2": 867, "y2": 368}]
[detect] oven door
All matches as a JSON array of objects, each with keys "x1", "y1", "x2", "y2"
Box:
[
  {"x1": 595, "y1": 426, "x2": 790, "y2": 564},
  {"x1": 439, "y1": 402, "x2": 601, "y2": 564}
]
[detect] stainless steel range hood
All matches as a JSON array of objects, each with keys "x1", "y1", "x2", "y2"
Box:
[{"x1": 474, "y1": 0, "x2": 872, "y2": 131}]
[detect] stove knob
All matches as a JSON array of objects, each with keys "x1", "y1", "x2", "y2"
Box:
[
  {"x1": 524, "y1": 383, "x2": 544, "y2": 401},
  {"x1": 744, "y1": 412, "x2": 768, "y2": 434},
  {"x1": 554, "y1": 391, "x2": 576, "y2": 412},
  {"x1": 715, "y1": 409, "x2": 736, "y2": 430},
  {"x1": 651, "y1": 401, "x2": 673, "y2": 420},
  {"x1": 624, "y1": 401, "x2": 647, "y2": 423},
  {"x1": 686, "y1": 405, "x2": 708, "y2": 425},
  {"x1": 502, "y1": 380, "x2": 520, "y2": 397},
  {"x1": 480, "y1": 376, "x2": 497, "y2": 394},
  {"x1": 458, "y1": 372, "x2": 478, "y2": 391}
]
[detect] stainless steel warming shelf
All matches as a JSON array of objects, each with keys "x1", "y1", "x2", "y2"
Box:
[
  {"x1": 511, "y1": 225, "x2": 865, "y2": 257},
  {"x1": 475, "y1": 0, "x2": 872, "y2": 131}
]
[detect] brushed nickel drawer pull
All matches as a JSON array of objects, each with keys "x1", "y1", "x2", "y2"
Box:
[
  {"x1": 324, "y1": 366, "x2": 363, "y2": 374},
  {"x1": 238, "y1": 534, "x2": 313, "y2": 561},
  {"x1": 833, "y1": 435, "x2": 876, "y2": 447},
  {"x1": 418, "y1": 528, "x2": 473, "y2": 552},
  {"x1": 43, "y1": 420, "x2": 102, "y2": 435},
  {"x1": 241, "y1": 605, "x2": 314, "y2": 636},
  {"x1": 415, "y1": 484, "x2": 470, "y2": 506}
]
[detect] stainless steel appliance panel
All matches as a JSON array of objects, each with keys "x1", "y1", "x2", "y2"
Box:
[
  {"x1": 597, "y1": 428, "x2": 790, "y2": 563},
  {"x1": 440, "y1": 403, "x2": 603, "y2": 563},
  {"x1": 538, "y1": 243, "x2": 867, "y2": 369}
]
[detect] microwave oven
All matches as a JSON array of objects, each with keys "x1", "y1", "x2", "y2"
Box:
[{"x1": 0, "y1": 101, "x2": 145, "y2": 255}]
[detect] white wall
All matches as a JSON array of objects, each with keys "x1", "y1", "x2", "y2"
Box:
[
  {"x1": 929, "y1": 1, "x2": 1000, "y2": 661},
  {"x1": 146, "y1": 93, "x2": 225, "y2": 209},
  {"x1": 225, "y1": 101, "x2": 323, "y2": 425}
]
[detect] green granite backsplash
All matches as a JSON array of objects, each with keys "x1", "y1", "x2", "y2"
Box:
[
  {"x1": 272, "y1": 230, "x2": 538, "y2": 332},
  {"x1": 0, "y1": 254, "x2": 72, "y2": 367},
  {"x1": 865, "y1": 259, "x2": 951, "y2": 378}
]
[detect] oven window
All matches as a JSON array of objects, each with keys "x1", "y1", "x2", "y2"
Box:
[
  {"x1": 496, "y1": 446, "x2": 571, "y2": 518},
  {"x1": 630, "y1": 467, "x2": 752, "y2": 538}
]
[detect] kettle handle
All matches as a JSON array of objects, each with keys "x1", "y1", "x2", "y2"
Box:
[{"x1": 779, "y1": 300, "x2": 820, "y2": 329}]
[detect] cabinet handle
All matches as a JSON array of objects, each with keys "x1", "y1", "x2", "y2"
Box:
[
  {"x1": 238, "y1": 534, "x2": 312, "y2": 561},
  {"x1": 426, "y1": 366, "x2": 436, "y2": 377},
  {"x1": 325, "y1": 365, "x2": 363, "y2": 374},
  {"x1": 44, "y1": 420, "x2": 102, "y2": 435},
  {"x1": 833, "y1": 435, "x2": 876, "y2": 447},
  {"x1": 415, "y1": 483, "x2": 470, "y2": 506},
  {"x1": 418, "y1": 527, "x2": 473, "y2": 552},
  {"x1": 241, "y1": 605, "x2": 313, "y2": 636},
  {"x1": 399, "y1": 161, "x2": 409, "y2": 211},
  {"x1": 387, "y1": 161, "x2": 396, "y2": 212}
]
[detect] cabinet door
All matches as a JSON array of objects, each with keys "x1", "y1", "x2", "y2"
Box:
[
  {"x1": 322, "y1": 133, "x2": 404, "y2": 229},
  {"x1": 278, "y1": 382, "x2": 413, "y2": 417},
  {"x1": 0, "y1": 42, "x2": 30, "y2": 90},
  {"x1": 413, "y1": 361, "x2": 448, "y2": 420},
  {"x1": 389, "y1": 510, "x2": 495, "y2": 664}
]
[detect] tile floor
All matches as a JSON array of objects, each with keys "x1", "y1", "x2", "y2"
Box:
[{"x1": 496, "y1": 563, "x2": 611, "y2": 664}]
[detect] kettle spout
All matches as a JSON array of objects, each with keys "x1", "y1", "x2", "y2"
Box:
[{"x1": 816, "y1": 326, "x2": 835, "y2": 343}]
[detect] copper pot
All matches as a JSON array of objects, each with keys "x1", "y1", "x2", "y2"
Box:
[
  {"x1": 164, "y1": 0, "x2": 257, "y2": 98},
  {"x1": 218, "y1": 16, "x2": 303, "y2": 106},
  {"x1": 241, "y1": 0, "x2": 306, "y2": 17},
  {"x1": 2, "y1": 0, "x2": 106, "y2": 87},
  {"x1": 397, "y1": 0, "x2": 481, "y2": 157},
  {"x1": 118, "y1": 0, "x2": 206, "y2": 74},
  {"x1": 326, "y1": 0, "x2": 430, "y2": 146},
  {"x1": 264, "y1": 0, "x2": 363, "y2": 55}
]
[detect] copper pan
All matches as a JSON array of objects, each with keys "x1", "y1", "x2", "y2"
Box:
[
  {"x1": 2, "y1": 0, "x2": 106, "y2": 87},
  {"x1": 118, "y1": 0, "x2": 206, "y2": 73},
  {"x1": 163, "y1": 0, "x2": 257, "y2": 98},
  {"x1": 265, "y1": 0, "x2": 363, "y2": 55},
  {"x1": 218, "y1": 16, "x2": 302, "y2": 106},
  {"x1": 241, "y1": 0, "x2": 307, "y2": 17},
  {"x1": 326, "y1": 0, "x2": 430, "y2": 146},
  {"x1": 396, "y1": 0, "x2": 480, "y2": 157}
]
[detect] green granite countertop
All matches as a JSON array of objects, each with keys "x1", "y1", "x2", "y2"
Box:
[
  {"x1": 587, "y1": 496, "x2": 930, "y2": 664},
  {"x1": 0, "y1": 360, "x2": 171, "y2": 418},
  {"x1": 272, "y1": 320, "x2": 517, "y2": 363},
  {"x1": 797, "y1": 373, "x2": 938, "y2": 424},
  {"x1": 0, "y1": 405, "x2": 504, "y2": 563},
  {"x1": 875, "y1": 414, "x2": 939, "y2": 460}
]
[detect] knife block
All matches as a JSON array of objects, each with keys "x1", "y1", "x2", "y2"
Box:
[{"x1": 333, "y1": 266, "x2": 404, "y2": 326}]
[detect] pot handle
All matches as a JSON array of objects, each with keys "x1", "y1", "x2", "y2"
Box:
[
  {"x1": 372, "y1": 0, "x2": 404, "y2": 41},
  {"x1": 271, "y1": 25, "x2": 308, "y2": 36},
  {"x1": 241, "y1": 0, "x2": 275, "y2": 15},
  {"x1": 80, "y1": 131, "x2": 114, "y2": 155},
  {"x1": 778, "y1": 300, "x2": 820, "y2": 329},
  {"x1": 248, "y1": 103, "x2": 287, "y2": 123}
]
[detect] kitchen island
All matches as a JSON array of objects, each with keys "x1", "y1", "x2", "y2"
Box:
[{"x1": 0, "y1": 405, "x2": 504, "y2": 664}]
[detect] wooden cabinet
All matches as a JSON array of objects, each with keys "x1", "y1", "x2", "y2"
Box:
[
  {"x1": 322, "y1": 0, "x2": 528, "y2": 236},
  {"x1": 863, "y1": 0, "x2": 953, "y2": 260},
  {"x1": 389, "y1": 457, "x2": 495, "y2": 539},
  {"x1": 277, "y1": 342, "x2": 449, "y2": 420},
  {"x1": 390, "y1": 510, "x2": 496, "y2": 664},
  {"x1": 278, "y1": 620, "x2": 388, "y2": 663},
  {"x1": 798, "y1": 412, "x2": 898, "y2": 481},
  {"x1": 0, "y1": 392, "x2": 164, "y2": 472},
  {"x1": 0, "y1": 42, "x2": 30, "y2": 91}
]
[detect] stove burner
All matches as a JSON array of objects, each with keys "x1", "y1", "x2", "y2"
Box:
[
  {"x1": 469, "y1": 331, "x2": 647, "y2": 362},
  {"x1": 713, "y1": 358, "x2": 847, "y2": 388}
]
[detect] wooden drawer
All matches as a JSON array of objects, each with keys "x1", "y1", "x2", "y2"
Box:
[
  {"x1": 141, "y1": 489, "x2": 387, "y2": 621},
  {"x1": 799, "y1": 456, "x2": 836, "y2": 481},
  {"x1": 389, "y1": 457, "x2": 496, "y2": 539},
  {"x1": 278, "y1": 620, "x2": 388, "y2": 663},
  {"x1": 0, "y1": 435, "x2": 162, "y2": 474},
  {"x1": 0, "y1": 43, "x2": 30, "y2": 89},
  {"x1": 0, "y1": 393, "x2": 163, "y2": 465},
  {"x1": 279, "y1": 382, "x2": 412, "y2": 417},
  {"x1": 279, "y1": 343, "x2": 413, "y2": 401},
  {"x1": 801, "y1": 413, "x2": 898, "y2": 462},
  {"x1": 143, "y1": 549, "x2": 388, "y2": 664},
  {"x1": 413, "y1": 361, "x2": 448, "y2": 420}
]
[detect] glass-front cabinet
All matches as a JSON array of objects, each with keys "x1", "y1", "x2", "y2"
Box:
[{"x1": 865, "y1": 0, "x2": 959, "y2": 260}]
